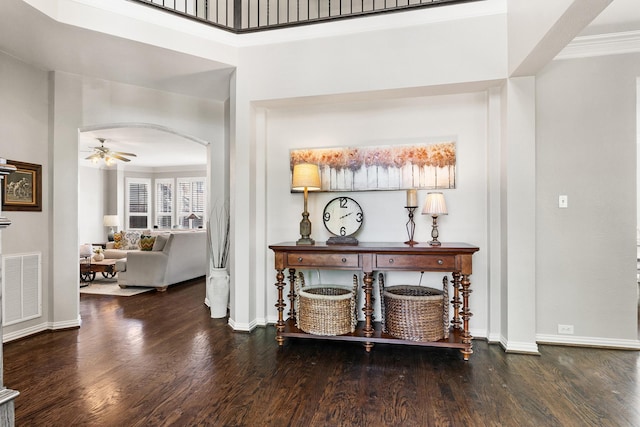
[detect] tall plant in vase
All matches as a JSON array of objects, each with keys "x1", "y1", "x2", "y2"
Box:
[{"x1": 206, "y1": 201, "x2": 230, "y2": 318}]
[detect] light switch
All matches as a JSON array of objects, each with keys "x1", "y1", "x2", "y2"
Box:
[{"x1": 559, "y1": 195, "x2": 568, "y2": 208}]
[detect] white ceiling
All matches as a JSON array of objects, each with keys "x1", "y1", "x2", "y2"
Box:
[
  {"x1": 580, "y1": 0, "x2": 640, "y2": 36},
  {"x1": 1, "y1": 0, "x2": 639, "y2": 169},
  {"x1": 79, "y1": 125, "x2": 208, "y2": 169}
]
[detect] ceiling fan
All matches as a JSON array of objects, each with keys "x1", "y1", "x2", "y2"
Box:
[{"x1": 85, "y1": 138, "x2": 137, "y2": 165}]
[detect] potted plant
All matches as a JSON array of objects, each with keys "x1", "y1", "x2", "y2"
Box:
[{"x1": 206, "y1": 200, "x2": 230, "y2": 318}]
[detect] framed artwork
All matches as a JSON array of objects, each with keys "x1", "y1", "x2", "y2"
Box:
[
  {"x1": 290, "y1": 139, "x2": 456, "y2": 192},
  {"x1": 2, "y1": 160, "x2": 42, "y2": 211}
]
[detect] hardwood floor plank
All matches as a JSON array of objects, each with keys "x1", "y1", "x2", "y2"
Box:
[{"x1": 4, "y1": 278, "x2": 640, "y2": 426}]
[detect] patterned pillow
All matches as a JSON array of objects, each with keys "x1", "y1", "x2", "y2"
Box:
[
  {"x1": 121, "y1": 231, "x2": 141, "y2": 250},
  {"x1": 113, "y1": 231, "x2": 124, "y2": 249},
  {"x1": 140, "y1": 235, "x2": 155, "y2": 251}
]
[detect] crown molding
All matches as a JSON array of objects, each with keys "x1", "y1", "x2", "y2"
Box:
[{"x1": 556, "y1": 30, "x2": 640, "y2": 60}]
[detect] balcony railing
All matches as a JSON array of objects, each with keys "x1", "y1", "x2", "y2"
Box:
[{"x1": 129, "y1": 0, "x2": 483, "y2": 33}]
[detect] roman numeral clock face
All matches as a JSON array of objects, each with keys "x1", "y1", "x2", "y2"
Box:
[{"x1": 322, "y1": 197, "x2": 363, "y2": 245}]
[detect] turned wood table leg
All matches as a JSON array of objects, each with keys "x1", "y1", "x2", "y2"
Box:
[
  {"x1": 460, "y1": 273, "x2": 474, "y2": 360},
  {"x1": 287, "y1": 268, "x2": 297, "y2": 320},
  {"x1": 363, "y1": 272, "x2": 374, "y2": 352},
  {"x1": 275, "y1": 269, "x2": 286, "y2": 345},
  {"x1": 451, "y1": 272, "x2": 462, "y2": 330}
]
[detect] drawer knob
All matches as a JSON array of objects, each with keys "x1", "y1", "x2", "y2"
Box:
[
  {"x1": 388, "y1": 258, "x2": 394, "y2": 264},
  {"x1": 297, "y1": 257, "x2": 303, "y2": 262},
  {"x1": 437, "y1": 259, "x2": 443, "y2": 265},
  {"x1": 341, "y1": 258, "x2": 347, "y2": 263}
]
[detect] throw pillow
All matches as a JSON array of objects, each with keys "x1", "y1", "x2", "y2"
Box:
[
  {"x1": 152, "y1": 234, "x2": 169, "y2": 251},
  {"x1": 140, "y1": 235, "x2": 155, "y2": 251},
  {"x1": 113, "y1": 231, "x2": 123, "y2": 249},
  {"x1": 122, "y1": 231, "x2": 141, "y2": 250}
]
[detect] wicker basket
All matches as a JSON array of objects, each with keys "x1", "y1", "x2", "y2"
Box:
[
  {"x1": 380, "y1": 274, "x2": 449, "y2": 342},
  {"x1": 295, "y1": 273, "x2": 358, "y2": 336}
]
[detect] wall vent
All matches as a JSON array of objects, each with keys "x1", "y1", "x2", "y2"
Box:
[{"x1": 2, "y1": 253, "x2": 41, "y2": 326}]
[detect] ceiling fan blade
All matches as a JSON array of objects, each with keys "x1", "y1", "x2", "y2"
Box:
[
  {"x1": 112, "y1": 151, "x2": 137, "y2": 157},
  {"x1": 85, "y1": 154, "x2": 100, "y2": 160},
  {"x1": 111, "y1": 154, "x2": 132, "y2": 162}
]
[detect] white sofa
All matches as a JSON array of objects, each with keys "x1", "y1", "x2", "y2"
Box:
[{"x1": 115, "y1": 230, "x2": 207, "y2": 291}]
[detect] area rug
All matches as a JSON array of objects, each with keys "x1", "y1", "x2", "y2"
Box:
[{"x1": 80, "y1": 278, "x2": 153, "y2": 297}]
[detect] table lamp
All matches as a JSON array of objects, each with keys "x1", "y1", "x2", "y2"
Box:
[
  {"x1": 292, "y1": 163, "x2": 321, "y2": 245},
  {"x1": 422, "y1": 192, "x2": 448, "y2": 246},
  {"x1": 103, "y1": 215, "x2": 119, "y2": 242},
  {"x1": 79, "y1": 243, "x2": 93, "y2": 263}
]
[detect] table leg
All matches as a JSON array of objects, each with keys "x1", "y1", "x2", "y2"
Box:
[
  {"x1": 460, "y1": 273, "x2": 474, "y2": 360},
  {"x1": 287, "y1": 268, "x2": 297, "y2": 320},
  {"x1": 451, "y1": 272, "x2": 462, "y2": 330},
  {"x1": 274, "y1": 269, "x2": 286, "y2": 345},
  {"x1": 363, "y1": 272, "x2": 374, "y2": 352}
]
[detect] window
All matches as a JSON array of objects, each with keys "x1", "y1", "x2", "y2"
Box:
[
  {"x1": 126, "y1": 178, "x2": 151, "y2": 229},
  {"x1": 177, "y1": 177, "x2": 206, "y2": 228},
  {"x1": 155, "y1": 179, "x2": 173, "y2": 229}
]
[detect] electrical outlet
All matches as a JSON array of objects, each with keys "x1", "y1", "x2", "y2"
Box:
[
  {"x1": 558, "y1": 324, "x2": 574, "y2": 335},
  {"x1": 559, "y1": 195, "x2": 568, "y2": 208}
]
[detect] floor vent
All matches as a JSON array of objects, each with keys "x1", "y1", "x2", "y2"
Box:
[{"x1": 2, "y1": 252, "x2": 41, "y2": 326}]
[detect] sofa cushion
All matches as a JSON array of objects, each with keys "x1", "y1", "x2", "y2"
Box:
[
  {"x1": 152, "y1": 234, "x2": 169, "y2": 251},
  {"x1": 140, "y1": 235, "x2": 155, "y2": 251}
]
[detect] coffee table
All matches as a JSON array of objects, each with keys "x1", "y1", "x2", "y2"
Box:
[{"x1": 80, "y1": 258, "x2": 118, "y2": 283}]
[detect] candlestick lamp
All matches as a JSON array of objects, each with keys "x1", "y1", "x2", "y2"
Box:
[
  {"x1": 292, "y1": 163, "x2": 321, "y2": 245},
  {"x1": 422, "y1": 192, "x2": 448, "y2": 246}
]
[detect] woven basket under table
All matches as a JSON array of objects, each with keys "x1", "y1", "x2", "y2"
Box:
[
  {"x1": 296, "y1": 274, "x2": 358, "y2": 336},
  {"x1": 382, "y1": 280, "x2": 448, "y2": 342}
]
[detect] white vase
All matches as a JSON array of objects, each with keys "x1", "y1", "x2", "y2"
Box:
[
  {"x1": 93, "y1": 253, "x2": 104, "y2": 262},
  {"x1": 207, "y1": 267, "x2": 229, "y2": 318}
]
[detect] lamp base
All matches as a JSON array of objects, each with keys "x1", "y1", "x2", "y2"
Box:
[
  {"x1": 428, "y1": 240, "x2": 442, "y2": 246},
  {"x1": 296, "y1": 237, "x2": 315, "y2": 245}
]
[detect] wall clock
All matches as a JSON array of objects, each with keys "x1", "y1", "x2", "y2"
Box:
[{"x1": 322, "y1": 196, "x2": 363, "y2": 245}]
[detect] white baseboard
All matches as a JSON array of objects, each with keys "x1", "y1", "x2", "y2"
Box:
[
  {"x1": 536, "y1": 333, "x2": 640, "y2": 350},
  {"x1": 2, "y1": 317, "x2": 81, "y2": 343},
  {"x1": 227, "y1": 317, "x2": 261, "y2": 332},
  {"x1": 499, "y1": 336, "x2": 540, "y2": 355}
]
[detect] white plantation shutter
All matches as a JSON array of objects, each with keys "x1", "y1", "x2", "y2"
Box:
[
  {"x1": 177, "y1": 177, "x2": 206, "y2": 228},
  {"x1": 126, "y1": 178, "x2": 151, "y2": 229},
  {"x1": 155, "y1": 179, "x2": 173, "y2": 229}
]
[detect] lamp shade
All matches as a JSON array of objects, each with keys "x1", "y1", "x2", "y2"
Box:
[
  {"x1": 79, "y1": 243, "x2": 93, "y2": 258},
  {"x1": 187, "y1": 213, "x2": 200, "y2": 220},
  {"x1": 103, "y1": 215, "x2": 119, "y2": 227},
  {"x1": 422, "y1": 192, "x2": 448, "y2": 215},
  {"x1": 292, "y1": 163, "x2": 321, "y2": 191}
]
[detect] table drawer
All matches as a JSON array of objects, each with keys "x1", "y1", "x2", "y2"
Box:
[
  {"x1": 375, "y1": 254, "x2": 455, "y2": 270},
  {"x1": 287, "y1": 253, "x2": 359, "y2": 268}
]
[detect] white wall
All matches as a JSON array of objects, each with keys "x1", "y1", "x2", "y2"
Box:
[
  {"x1": 229, "y1": 10, "x2": 507, "y2": 331},
  {"x1": 536, "y1": 52, "x2": 640, "y2": 345},
  {"x1": 0, "y1": 51, "x2": 51, "y2": 336},
  {"x1": 78, "y1": 165, "x2": 105, "y2": 244},
  {"x1": 262, "y1": 92, "x2": 490, "y2": 335}
]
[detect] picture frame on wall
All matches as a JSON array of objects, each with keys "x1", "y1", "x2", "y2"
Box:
[
  {"x1": 2, "y1": 160, "x2": 42, "y2": 212},
  {"x1": 290, "y1": 139, "x2": 456, "y2": 193}
]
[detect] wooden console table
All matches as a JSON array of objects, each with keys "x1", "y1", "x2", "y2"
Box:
[{"x1": 269, "y1": 242, "x2": 479, "y2": 360}]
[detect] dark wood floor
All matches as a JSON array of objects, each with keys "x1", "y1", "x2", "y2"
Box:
[{"x1": 4, "y1": 279, "x2": 640, "y2": 427}]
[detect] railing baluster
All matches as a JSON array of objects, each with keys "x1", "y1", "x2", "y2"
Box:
[{"x1": 128, "y1": 0, "x2": 481, "y2": 33}]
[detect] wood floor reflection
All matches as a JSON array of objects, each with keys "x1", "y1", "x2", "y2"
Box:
[{"x1": 4, "y1": 278, "x2": 640, "y2": 426}]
